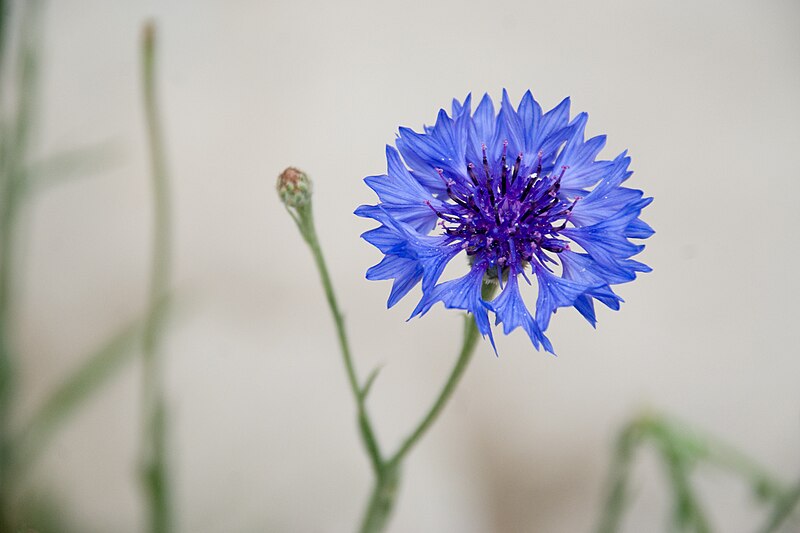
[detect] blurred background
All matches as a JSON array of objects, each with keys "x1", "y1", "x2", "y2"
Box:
[{"x1": 4, "y1": 0, "x2": 799, "y2": 531}]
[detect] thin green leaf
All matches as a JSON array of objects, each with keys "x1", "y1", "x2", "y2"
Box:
[
  {"x1": 360, "y1": 366, "x2": 382, "y2": 400},
  {"x1": 12, "y1": 315, "x2": 146, "y2": 478}
]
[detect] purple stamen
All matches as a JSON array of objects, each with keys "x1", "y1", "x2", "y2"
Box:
[{"x1": 429, "y1": 149, "x2": 575, "y2": 277}]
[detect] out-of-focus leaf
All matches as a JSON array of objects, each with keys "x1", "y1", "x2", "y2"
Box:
[
  {"x1": 11, "y1": 309, "x2": 153, "y2": 479},
  {"x1": 23, "y1": 140, "x2": 120, "y2": 194},
  {"x1": 759, "y1": 480, "x2": 800, "y2": 533},
  {"x1": 17, "y1": 490, "x2": 85, "y2": 533}
]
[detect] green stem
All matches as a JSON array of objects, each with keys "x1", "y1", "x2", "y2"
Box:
[
  {"x1": 292, "y1": 205, "x2": 383, "y2": 473},
  {"x1": 358, "y1": 466, "x2": 400, "y2": 533},
  {"x1": 388, "y1": 312, "x2": 481, "y2": 466},
  {"x1": 360, "y1": 305, "x2": 488, "y2": 533},
  {"x1": 140, "y1": 21, "x2": 172, "y2": 533},
  {"x1": 284, "y1": 197, "x2": 490, "y2": 533}
]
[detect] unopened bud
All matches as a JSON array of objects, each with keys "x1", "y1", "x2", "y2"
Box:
[{"x1": 277, "y1": 167, "x2": 313, "y2": 208}]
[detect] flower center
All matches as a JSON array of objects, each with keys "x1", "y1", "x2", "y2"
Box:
[{"x1": 427, "y1": 141, "x2": 579, "y2": 275}]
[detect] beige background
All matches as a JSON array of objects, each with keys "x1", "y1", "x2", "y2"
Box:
[{"x1": 12, "y1": 0, "x2": 800, "y2": 531}]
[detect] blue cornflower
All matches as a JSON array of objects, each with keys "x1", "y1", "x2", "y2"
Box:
[{"x1": 356, "y1": 91, "x2": 653, "y2": 353}]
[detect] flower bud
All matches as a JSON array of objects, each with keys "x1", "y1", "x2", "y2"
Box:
[{"x1": 277, "y1": 167, "x2": 313, "y2": 208}]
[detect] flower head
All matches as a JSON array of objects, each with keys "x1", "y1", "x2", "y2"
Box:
[{"x1": 356, "y1": 91, "x2": 653, "y2": 353}]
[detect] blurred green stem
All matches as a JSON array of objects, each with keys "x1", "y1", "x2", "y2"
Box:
[
  {"x1": 596, "y1": 419, "x2": 642, "y2": 533},
  {"x1": 0, "y1": 117, "x2": 17, "y2": 533},
  {"x1": 140, "y1": 20, "x2": 172, "y2": 533},
  {"x1": 759, "y1": 478, "x2": 800, "y2": 533},
  {"x1": 0, "y1": 108, "x2": 18, "y2": 492},
  {"x1": 0, "y1": 1, "x2": 41, "y2": 528},
  {"x1": 597, "y1": 413, "x2": 789, "y2": 533}
]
